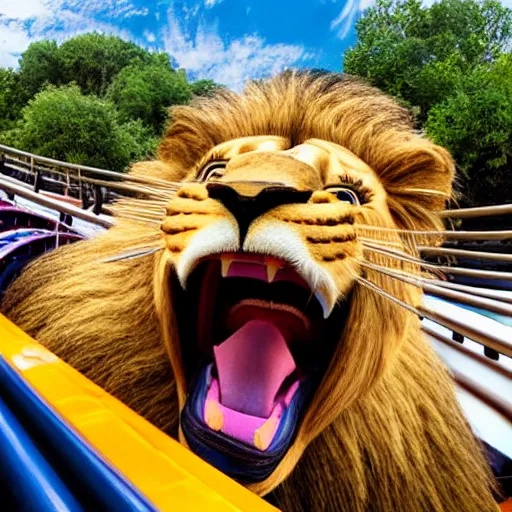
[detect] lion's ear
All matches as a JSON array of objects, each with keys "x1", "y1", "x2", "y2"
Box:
[{"x1": 374, "y1": 138, "x2": 455, "y2": 233}]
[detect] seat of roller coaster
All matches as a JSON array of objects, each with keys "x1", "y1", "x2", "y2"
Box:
[
  {"x1": 0, "y1": 315, "x2": 509, "y2": 511},
  {"x1": 0, "y1": 356, "x2": 161, "y2": 511},
  {"x1": 0, "y1": 315, "x2": 276, "y2": 512}
]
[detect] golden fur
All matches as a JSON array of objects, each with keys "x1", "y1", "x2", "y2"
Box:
[{"x1": 1, "y1": 70, "x2": 499, "y2": 511}]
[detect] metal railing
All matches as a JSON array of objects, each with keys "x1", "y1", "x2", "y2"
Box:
[
  {"x1": 1, "y1": 143, "x2": 512, "y2": 217},
  {"x1": 0, "y1": 144, "x2": 154, "y2": 216},
  {"x1": 0, "y1": 178, "x2": 114, "y2": 229},
  {"x1": 440, "y1": 203, "x2": 512, "y2": 219}
]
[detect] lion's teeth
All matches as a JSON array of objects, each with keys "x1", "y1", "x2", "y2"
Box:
[
  {"x1": 315, "y1": 291, "x2": 332, "y2": 319},
  {"x1": 265, "y1": 257, "x2": 282, "y2": 283},
  {"x1": 253, "y1": 416, "x2": 278, "y2": 450},
  {"x1": 204, "y1": 399, "x2": 224, "y2": 431},
  {"x1": 220, "y1": 255, "x2": 235, "y2": 277}
]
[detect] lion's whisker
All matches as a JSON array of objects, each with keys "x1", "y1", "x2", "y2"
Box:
[
  {"x1": 104, "y1": 183, "x2": 173, "y2": 201},
  {"x1": 120, "y1": 178, "x2": 181, "y2": 193},
  {"x1": 361, "y1": 242, "x2": 444, "y2": 278},
  {"x1": 110, "y1": 213, "x2": 162, "y2": 226},
  {"x1": 356, "y1": 276, "x2": 422, "y2": 317},
  {"x1": 113, "y1": 208, "x2": 164, "y2": 221},
  {"x1": 416, "y1": 245, "x2": 512, "y2": 263},
  {"x1": 110, "y1": 196, "x2": 168, "y2": 216},
  {"x1": 114, "y1": 184, "x2": 178, "y2": 202},
  {"x1": 117, "y1": 197, "x2": 169, "y2": 206},
  {"x1": 122, "y1": 174, "x2": 181, "y2": 189},
  {"x1": 101, "y1": 244, "x2": 165, "y2": 263},
  {"x1": 114, "y1": 203, "x2": 165, "y2": 213},
  {"x1": 356, "y1": 276, "x2": 512, "y2": 358},
  {"x1": 355, "y1": 223, "x2": 512, "y2": 241},
  {"x1": 90, "y1": 165, "x2": 181, "y2": 189},
  {"x1": 358, "y1": 236, "x2": 404, "y2": 249},
  {"x1": 361, "y1": 261, "x2": 512, "y2": 317},
  {"x1": 361, "y1": 242, "x2": 512, "y2": 282},
  {"x1": 362, "y1": 260, "x2": 512, "y2": 304}
]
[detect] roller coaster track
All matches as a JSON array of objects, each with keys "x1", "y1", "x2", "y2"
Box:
[{"x1": 0, "y1": 143, "x2": 150, "y2": 224}]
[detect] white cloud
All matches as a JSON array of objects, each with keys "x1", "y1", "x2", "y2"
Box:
[
  {"x1": 331, "y1": 0, "x2": 374, "y2": 39},
  {"x1": 164, "y1": 7, "x2": 309, "y2": 91},
  {"x1": 204, "y1": 0, "x2": 224, "y2": 7},
  {"x1": 0, "y1": 0, "x2": 315, "y2": 91},
  {"x1": 120, "y1": 7, "x2": 149, "y2": 18},
  {"x1": 144, "y1": 30, "x2": 156, "y2": 43},
  {"x1": 0, "y1": 0, "x2": 49, "y2": 20},
  {"x1": 0, "y1": 20, "x2": 32, "y2": 67}
]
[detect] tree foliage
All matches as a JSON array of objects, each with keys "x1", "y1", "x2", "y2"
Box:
[
  {"x1": 425, "y1": 54, "x2": 512, "y2": 206},
  {"x1": 190, "y1": 79, "x2": 225, "y2": 98},
  {"x1": 18, "y1": 40, "x2": 63, "y2": 98},
  {"x1": 11, "y1": 84, "x2": 156, "y2": 170},
  {"x1": 108, "y1": 61, "x2": 191, "y2": 134},
  {"x1": 0, "y1": 69, "x2": 26, "y2": 133},
  {"x1": 58, "y1": 33, "x2": 151, "y2": 97},
  {"x1": 0, "y1": 32, "x2": 223, "y2": 171},
  {"x1": 345, "y1": 0, "x2": 512, "y2": 206}
]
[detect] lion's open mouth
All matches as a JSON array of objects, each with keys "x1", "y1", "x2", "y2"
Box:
[{"x1": 172, "y1": 252, "x2": 348, "y2": 483}]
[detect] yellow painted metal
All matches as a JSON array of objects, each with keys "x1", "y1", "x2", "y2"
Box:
[{"x1": 0, "y1": 314, "x2": 279, "y2": 512}]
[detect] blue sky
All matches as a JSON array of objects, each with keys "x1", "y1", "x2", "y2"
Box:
[
  {"x1": 0, "y1": 0, "x2": 375, "y2": 90},
  {"x1": 2, "y1": 0, "x2": 510, "y2": 91}
]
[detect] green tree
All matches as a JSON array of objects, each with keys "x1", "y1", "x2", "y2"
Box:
[
  {"x1": 108, "y1": 62, "x2": 191, "y2": 134},
  {"x1": 58, "y1": 33, "x2": 151, "y2": 97},
  {"x1": 117, "y1": 119, "x2": 159, "y2": 164},
  {"x1": 18, "y1": 40, "x2": 63, "y2": 98},
  {"x1": 344, "y1": 0, "x2": 512, "y2": 121},
  {"x1": 12, "y1": 84, "x2": 155, "y2": 170},
  {"x1": 344, "y1": 0, "x2": 512, "y2": 206},
  {"x1": 190, "y1": 79, "x2": 224, "y2": 98},
  {"x1": 0, "y1": 69, "x2": 26, "y2": 133},
  {"x1": 426, "y1": 54, "x2": 512, "y2": 206}
]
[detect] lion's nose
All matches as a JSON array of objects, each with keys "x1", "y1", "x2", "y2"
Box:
[{"x1": 206, "y1": 181, "x2": 312, "y2": 241}]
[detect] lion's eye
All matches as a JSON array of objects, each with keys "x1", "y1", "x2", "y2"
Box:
[
  {"x1": 325, "y1": 187, "x2": 360, "y2": 205},
  {"x1": 198, "y1": 161, "x2": 228, "y2": 182}
]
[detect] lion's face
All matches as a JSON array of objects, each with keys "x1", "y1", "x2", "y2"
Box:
[
  {"x1": 155, "y1": 134, "x2": 403, "y2": 492},
  {"x1": 138, "y1": 70, "x2": 454, "y2": 495}
]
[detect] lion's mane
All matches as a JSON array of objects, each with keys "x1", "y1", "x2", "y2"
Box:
[{"x1": 1, "y1": 70, "x2": 498, "y2": 511}]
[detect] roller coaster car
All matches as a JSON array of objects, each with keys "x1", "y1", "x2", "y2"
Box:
[
  {"x1": 0, "y1": 315, "x2": 277, "y2": 511},
  {"x1": 0, "y1": 205, "x2": 76, "y2": 234},
  {"x1": 0, "y1": 229, "x2": 84, "y2": 296},
  {"x1": 0, "y1": 302, "x2": 510, "y2": 511}
]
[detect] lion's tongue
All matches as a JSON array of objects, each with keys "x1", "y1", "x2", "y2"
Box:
[{"x1": 213, "y1": 320, "x2": 296, "y2": 418}]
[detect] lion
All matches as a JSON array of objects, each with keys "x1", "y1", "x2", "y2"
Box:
[{"x1": 1, "y1": 70, "x2": 500, "y2": 511}]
